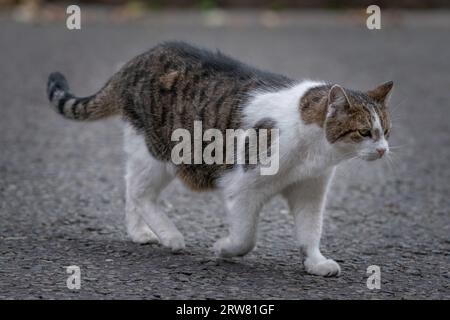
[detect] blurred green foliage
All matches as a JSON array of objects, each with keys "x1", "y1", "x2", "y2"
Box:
[{"x1": 2, "y1": 0, "x2": 450, "y2": 9}]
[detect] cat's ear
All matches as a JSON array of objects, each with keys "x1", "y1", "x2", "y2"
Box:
[
  {"x1": 367, "y1": 81, "x2": 394, "y2": 105},
  {"x1": 327, "y1": 85, "x2": 351, "y2": 117}
]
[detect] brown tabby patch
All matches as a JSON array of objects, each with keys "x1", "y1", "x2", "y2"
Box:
[
  {"x1": 243, "y1": 117, "x2": 278, "y2": 171},
  {"x1": 300, "y1": 84, "x2": 391, "y2": 144},
  {"x1": 116, "y1": 42, "x2": 292, "y2": 190},
  {"x1": 48, "y1": 42, "x2": 293, "y2": 191},
  {"x1": 159, "y1": 70, "x2": 180, "y2": 90},
  {"x1": 299, "y1": 85, "x2": 332, "y2": 127}
]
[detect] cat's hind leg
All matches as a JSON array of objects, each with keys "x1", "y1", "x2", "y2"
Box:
[
  {"x1": 125, "y1": 198, "x2": 159, "y2": 244},
  {"x1": 124, "y1": 124, "x2": 185, "y2": 251}
]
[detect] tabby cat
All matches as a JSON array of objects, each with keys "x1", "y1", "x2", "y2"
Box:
[{"x1": 47, "y1": 42, "x2": 393, "y2": 276}]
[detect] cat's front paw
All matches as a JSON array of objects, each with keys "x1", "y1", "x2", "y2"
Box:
[
  {"x1": 304, "y1": 258, "x2": 341, "y2": 277},
  {"x1": 129, "y1": 227, "x2": 159, "y2": 244},
  {"x1": 213, "y1": 237, "x2": 255, "y2": 258},
  {"x1": 159, "y1": 232, "x2": 186, "y2": 252}
]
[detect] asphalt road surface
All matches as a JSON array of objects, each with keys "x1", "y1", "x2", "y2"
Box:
[{"x1": 0, "y1": 9, "x2": 449, "y2": 299}]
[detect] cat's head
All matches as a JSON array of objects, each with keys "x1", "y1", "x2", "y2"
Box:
[{"x1": 324, "y1": 81, "x2": 393, "y2": 161}]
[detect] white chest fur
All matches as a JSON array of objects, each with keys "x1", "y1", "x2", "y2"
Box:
[{"x1": 219, "y1": 80, "x2": 339, "y2": 200}]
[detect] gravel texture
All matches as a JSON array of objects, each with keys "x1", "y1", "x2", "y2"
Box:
[{"x1": 0, "y1": 10, "x2": 449, "y2": 299}]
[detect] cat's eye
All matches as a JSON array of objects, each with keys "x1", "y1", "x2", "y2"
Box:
[{"x1": 358, "y1": 129, "x2": 372, "y2": 138}]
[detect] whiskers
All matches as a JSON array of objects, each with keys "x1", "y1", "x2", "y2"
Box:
[
  {"x1": 388, "y1": 144, "x2": 408, "y2": 150},
  {"x1": 339, "y1": 151, "x2": 360, "y2": 162},
  {"x1": 383, "y1": 147, "x2": 403, "y2": 175},
  {"x1": 389, "y1": 97, "x2": 408, "y2": 123}
]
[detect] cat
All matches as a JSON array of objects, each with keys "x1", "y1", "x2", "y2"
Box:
[{"x1": 46, "y1": 41, "x2": 392, "y2": 277}]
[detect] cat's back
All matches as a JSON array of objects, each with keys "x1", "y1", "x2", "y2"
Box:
[
  {"x1": 150, "y1": 41, "x2": 288, "y2": 82},
  {"x1": 121, "y1": 41, "x2": 292, "y2": 108},
  {"x1": 154, "y1": 41, "x2": 256, "y2": 78},
  {"x1": 121, "y1": 41, "x2": 292, "y2": 162}
]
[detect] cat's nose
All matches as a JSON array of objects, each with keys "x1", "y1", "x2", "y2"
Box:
[{"x1": 376, "y1": 148, "x2": 386, "y2": 157}]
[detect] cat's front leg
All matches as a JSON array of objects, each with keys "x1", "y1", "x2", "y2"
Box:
[
  {"x1": 214, "y1": 192, "x2": 263, "y2": 258},
  {"x1": 282, "y1": 169, "x2": 341, "y2": 277}
]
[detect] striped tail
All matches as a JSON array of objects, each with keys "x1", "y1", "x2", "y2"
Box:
[{"x1": 46, "y1": 72, "x2": 120, "y2": 121}]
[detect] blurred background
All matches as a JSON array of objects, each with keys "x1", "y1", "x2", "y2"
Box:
[
  {"x1": 2, "y1": 0, "x2": 450, "y2": 10},
  {"x1": 2, "y1": 0, "x2": 450, "y2": 24}
]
